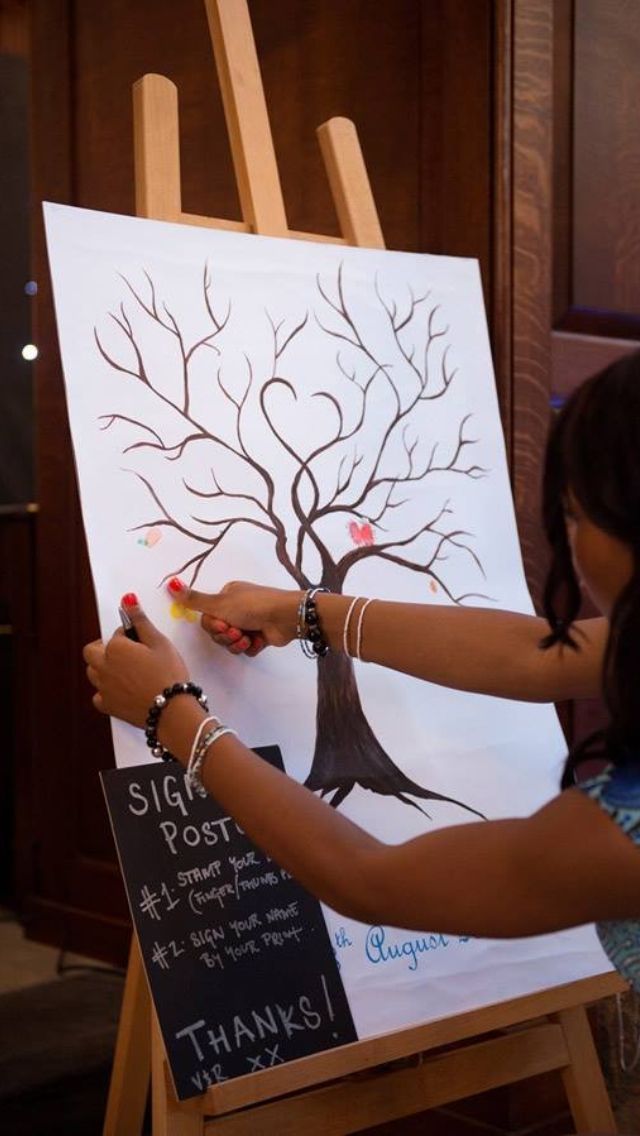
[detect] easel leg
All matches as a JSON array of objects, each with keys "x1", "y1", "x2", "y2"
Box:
[
  {"x1": 103, "y1": 936, "x2": 152, "y2": 1136},
  {"x1": 555, "y1": 1005, "x2": 617, "y2": 1134},
  {"x1": 151, "y1": 1010, "x2": 203, "y2": 1136}
]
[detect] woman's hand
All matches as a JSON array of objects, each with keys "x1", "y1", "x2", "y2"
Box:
[
  {"x1": 83, "y1": 595, "x2": 189, "y2": 727},
  {"x1": 168, "y1": 578, "x2": 302, "y2": 656}
]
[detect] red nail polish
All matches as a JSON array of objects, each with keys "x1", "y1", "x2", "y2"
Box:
[
  {"x1": 168, "y1": 577, "x2": 186, "y2": 594},
  {"x1": 122, "y1": 592, "x2": 138, "y2": 607}
]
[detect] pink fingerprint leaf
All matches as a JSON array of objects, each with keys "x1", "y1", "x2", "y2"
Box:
[{"x1": 348, "y1": 520, "x2": 375, "y2": 547}]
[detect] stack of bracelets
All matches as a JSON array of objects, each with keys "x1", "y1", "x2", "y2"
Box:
[
  {"x1": 144, "y1": 587, "x2": 333, "y2": 778},
  {"x1": 185, "y1": 715, "x2": 238, "y2": 792},
  {"x1": 297, "y1": 586, "x2": 331, "y2": 658},
  {"x1": 145, "y1": 681, "x2": 208, "y2": 762},
  {"x1": 144, "y1": 681, "x2": 238, "y2": 790}
]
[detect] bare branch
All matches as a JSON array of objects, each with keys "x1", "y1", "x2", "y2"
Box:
[
  {"x1": 374, "y1": 276, "x2": 430, "y2": 333},
  {"x1": 267, "y1": 310, "x2": 309, "y2": 363},
  {"x1": 315, "y1": 263, "x2": 385, "y2": 372},
  {"x1": 124, "y1": 470, "x2": 219, "y2": 546},
  {"x1": 425, "y1": 415, "x2": 488, "y2": 479},
  {"x1": 203, "y1": 263, "x2": 231, "y2": 333},
  {"x1": 163, "y1": 547, "x2": 214, "y2": 588},
  {"x1": 373, "y1": 552, "x2": 492, "y2": 605},
  {"x1": 98, "y1": 414, "x2": 163, "y2": 448},
  {"x1": 182, "y1": 469, "x2": 277, "y2": 536}
]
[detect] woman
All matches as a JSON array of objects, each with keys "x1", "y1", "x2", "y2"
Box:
[{"x1": 84, "y1": 352, "x2": 640, "y2": 990}]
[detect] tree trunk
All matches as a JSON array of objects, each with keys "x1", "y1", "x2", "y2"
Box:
[{"x1": 304, "y1": 650, "x2": 484, "y2": 818}]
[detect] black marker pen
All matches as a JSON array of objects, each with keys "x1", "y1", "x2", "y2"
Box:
[{"x1": 119, "y1": 605, "x2": 140, "y2": 642}]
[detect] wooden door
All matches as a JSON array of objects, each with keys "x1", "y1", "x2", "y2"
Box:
[
  {"x1": 551, "y1": 0, "x2": 640, "y2": 745},
  {"x1": 552, "y1": 0, "x2": 640, "y2": 394}
]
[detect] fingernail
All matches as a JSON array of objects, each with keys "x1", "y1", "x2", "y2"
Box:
[
  {"x1": 122, "y1": 592, "x2": 138, "y2": 607},
  {"x1": 227, "y1": 627, "x2": 241, "y2": 641},
  {"x1": 168, "y1": 577, "x2": 186, "y2": 595}
]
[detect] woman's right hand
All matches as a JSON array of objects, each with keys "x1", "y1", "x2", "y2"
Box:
[{"x1": 168, "y1": 578, "x2": 302, "y2": 656}]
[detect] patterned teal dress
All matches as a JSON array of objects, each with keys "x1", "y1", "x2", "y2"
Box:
[{"x1": 578, "y1": 764, "x2": 640, "y2": 992}]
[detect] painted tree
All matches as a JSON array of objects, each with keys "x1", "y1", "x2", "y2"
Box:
[{"x1": 96, "y1": 260, "x2": 489, "y2": 818}]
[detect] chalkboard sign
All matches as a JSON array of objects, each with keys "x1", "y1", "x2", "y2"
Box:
[{"x1": 101, "y1": 749, "x2": 357, "y2": 1100}]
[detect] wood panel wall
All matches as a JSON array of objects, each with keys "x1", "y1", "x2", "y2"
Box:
[
  {"x1": 552, "y1": 0, "x2": 640, "y2": 392},
  {"x1": 0, "y1": 0, "x2": 28, "y2": 56}
]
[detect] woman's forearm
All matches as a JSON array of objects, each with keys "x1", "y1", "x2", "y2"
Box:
[
  {"x1": 286, "y1": 594, "x2": 606, "y2": 702},
  {"x1": 158, "y1": 698, "x2": 381, "y2": 921}
]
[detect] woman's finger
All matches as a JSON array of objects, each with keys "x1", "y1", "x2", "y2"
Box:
[
  {"x1": 83, "y1": 639, "x2": 104, "y2": 665},
  {"x1": 168, "y1": 577, "x2": 212, "y2": 612},
  {"x1": 203, "y1": 627, "x2": 237, "y2": 648},
  {"x1": 201, "y1": 614, "x2": 228, "y2": 634},
  {"x1": 201, "y1": 614, "x2": 246, "y2": 649},
  {"x1": 169, "y1": 578, "x2": 253, "y2": 626},
  {"x1": 244, "y1": 635, "x2": 266, "y2": 658},
  {"x1": 228, "y1": 636, "x2": 252, "y2": 655},
  {"x1": 120, "y1": 592, "x2": 164, "y2": 646}
]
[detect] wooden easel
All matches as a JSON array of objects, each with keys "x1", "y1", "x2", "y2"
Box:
[{"x1": 104, "y1": 2, "x2": 625, "y2": 1132}]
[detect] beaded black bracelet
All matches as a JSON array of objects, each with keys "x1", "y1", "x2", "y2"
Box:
[
  {"x1": 298, "y1": 586, "x2": 330, "y2": 658},
  {"x1": 145, "y1": 681, "x2": 209, "y2": 762}
]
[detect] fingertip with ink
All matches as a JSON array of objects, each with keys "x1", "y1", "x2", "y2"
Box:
[
  {"x1": 167, "y1": 576, "x2": 187, "y2": 596},
  {"x1": 121, "y1": 592, "x2": 139, "y2": 608}
]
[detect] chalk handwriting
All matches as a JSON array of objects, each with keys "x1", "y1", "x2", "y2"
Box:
[
  {"x1": 190, "y1": 926, "x2": 225, "y2": 948},
  {"x1": 199, "y1": 950, "x2": 224, "y2": 970},
  {"x1": 128, "y1": 773, "x2": 215, "y2": 819},
  {"x1": 265, "y1": 902, "x2": 299, "y2": 923},
  {"x1": 151, "y1": 938, "x2": 186, "y2": 969},
  {"x1": 176, "y1": 989, "x2": 329, "y2": 1065},
  {"x1": 177, "y1": 862, "x2": 223, "y2": 886},
  {"x1": 160, "y1": 816, "x2": 236, "y2": 856}
]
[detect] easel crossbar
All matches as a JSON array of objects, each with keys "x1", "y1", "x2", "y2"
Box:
[{"x1": 199, "y1": 1023, "x2": 568, "y2": 1136}]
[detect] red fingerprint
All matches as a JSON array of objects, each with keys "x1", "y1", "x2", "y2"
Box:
[{"x1": 348, "y1": 521, "x2": 375, "y2": 546}]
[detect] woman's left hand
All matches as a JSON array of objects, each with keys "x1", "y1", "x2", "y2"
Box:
[{"x1": 83, "y1": 595, "x2": 189, "y2": 727}]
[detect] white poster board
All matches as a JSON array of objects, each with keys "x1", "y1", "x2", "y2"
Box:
[{"x1": 44, "y1": 201, "x2": 609, "y2": 1042}]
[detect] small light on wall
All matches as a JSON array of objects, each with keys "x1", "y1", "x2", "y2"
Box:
[
  {"x1": 24, "y1": 281, "x2": 38, "y2": 296},
  {"x1": 21, "y1": 343, "x2": 38, "y2": 361}
]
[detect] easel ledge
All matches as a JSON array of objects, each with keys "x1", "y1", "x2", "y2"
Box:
[
  {"x1": 104, "y1": 1, "x2": 625, "y2": 1133},
  {"x1": 182, "y1": 972, "x2": 626, "y2": 1117}
]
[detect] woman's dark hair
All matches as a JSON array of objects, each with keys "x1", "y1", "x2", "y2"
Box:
[{"x1": 541, "y1": 350, "x2": 640, "y2": 787}]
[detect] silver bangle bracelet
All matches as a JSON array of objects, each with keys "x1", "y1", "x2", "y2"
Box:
[{"x1": 186, "y1": 722, "x2": 238, "y2": 792}]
